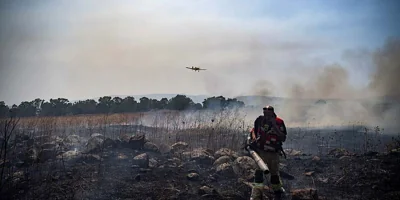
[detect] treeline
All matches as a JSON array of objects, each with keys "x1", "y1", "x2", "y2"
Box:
[{"x1": 0, "y1": 95, "x2": 245, "y2": 118}]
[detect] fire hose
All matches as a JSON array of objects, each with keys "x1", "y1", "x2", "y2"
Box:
[{"x1": 244, "y1": 142, "x2": 270, "y2": 175}]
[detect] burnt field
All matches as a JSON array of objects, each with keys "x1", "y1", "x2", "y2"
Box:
[{"x1": 1, "y1": 110, "x2": 399, "y2": 200}]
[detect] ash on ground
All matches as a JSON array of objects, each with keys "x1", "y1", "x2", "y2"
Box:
[{"x1": 1, "y1": 131, "x2": 400, "y2": 200}]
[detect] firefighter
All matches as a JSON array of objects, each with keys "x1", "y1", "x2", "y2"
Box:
[{"x1": 250, "y1": 105, "x2": 287, "y2": 199}]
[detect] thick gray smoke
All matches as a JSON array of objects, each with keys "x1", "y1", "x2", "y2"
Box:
[
  {"x1": 369, "y1": 37, "x2": 400, "y2": 99},
  {"x1": 244, "y1": 38, "x2": 400, "y2": 131}
]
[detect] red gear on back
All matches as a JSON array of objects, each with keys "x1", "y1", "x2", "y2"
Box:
[
  {"x1": 254, "y1": 115, "x2": 287, "y2": 150},
  {"x1": 275, "y1": 116, "x2": 284, "y2": 126}
]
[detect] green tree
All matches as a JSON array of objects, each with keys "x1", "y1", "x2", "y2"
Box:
[
  {"x1": 16, "y1": 101, "x2": 37, "y2": 117},
  {"x1": 202, "y1": 96, "x2": 244, "y2": 110},
  {"x1": 225, "y1": 98, "x2": 245, "y2": 108},
  {"x1": 149, "y1": 99, "x2": 160, "y2": 109},
  {"x1": 159, "y1": 98, "x2": 169, "y2": 109},
  {"x1": 31, "y1": 98, "x2": 44, "y2": 115},
  {"x1": 40, "y1": 98, "x2": 71, "y2": 116},
  {"x1": 0, "y1": 101, "x2": 9, "y2": 118},
  {"x1": 202, "y1": 96, "x2": 226, "y2": 110},
  {"x1": 97, "y1": 96, "x2": 113, "y2": 113},
  {"x1": 120, "y1": 96, "x2": 137, "y2": 112},
  {"x1": 192, "y1": 103, "x2": 203, "y2": 110},
  {"x1": 167, "y1": 94, "x2": 195, "y2": 110},
  {"x1": 70, "y1": 99, "x2": 97, "y2": 115},
  {"x1": 111, "y1": 97, "x2": 124, "y2": 113},
  {"x1": 0, "y1": 94, "x2": 245, "y2": 117},
  {"x1": 137, "y1": 97, "x2": 151, "y2": 112},
  {"x1": 9, "y1": 104, "x2": 18, "y2": 118}
]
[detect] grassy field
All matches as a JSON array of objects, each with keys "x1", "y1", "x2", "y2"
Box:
[
  {"x1": 6, "y1": 107, "x2": 398, "y2": 154},
  {"x1": 4, "y1": 108, "x2": 249, "y2": 150}
]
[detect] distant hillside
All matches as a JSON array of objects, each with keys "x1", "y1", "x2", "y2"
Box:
[{"x1": 234, "y1": 95, "x2": 285, "y2": 106}]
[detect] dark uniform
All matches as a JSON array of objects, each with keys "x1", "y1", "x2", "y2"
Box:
[{"x1": 250, "y1": 106, "x2": 287, "y2": 199}]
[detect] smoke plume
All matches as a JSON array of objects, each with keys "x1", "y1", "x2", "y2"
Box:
[
  {"x1": 245, "y1": 38, "x2": 400, "y2": 130},
  {"x1": 369, "y1": 37, "x2": 400, "y2": 99}
]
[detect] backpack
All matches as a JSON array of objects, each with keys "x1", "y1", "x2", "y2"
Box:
[{"x1": 254, "y1": 115, "x2": 287, "y2": 149}]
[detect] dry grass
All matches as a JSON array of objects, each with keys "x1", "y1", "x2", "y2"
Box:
[
  {"x1": 8, "y1": 107, "x2": 399, "y2": 154},
  {"x1": 17, "y1": 112, "x2": 150, "y2": 128},
  {"x1": 8, "y1": 108, "x2": 250, "y2": 150}
]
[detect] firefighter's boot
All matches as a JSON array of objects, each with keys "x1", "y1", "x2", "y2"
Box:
[
  {"x1": 250, "y1": 169, "x2": 264, "y2": 200},
  {"x1": 271, "y1": 174, "x2": 285, "y2": 199}
]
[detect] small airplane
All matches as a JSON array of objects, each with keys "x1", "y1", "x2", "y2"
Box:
[{"x1": 186, "y1": 66, "x2": 206, "y2": 72}]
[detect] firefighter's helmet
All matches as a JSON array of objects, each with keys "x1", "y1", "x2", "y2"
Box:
[{"x1": 263, "y1": 105, "x2": 274, "y2": 111}]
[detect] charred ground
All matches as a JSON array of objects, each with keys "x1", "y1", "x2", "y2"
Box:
[{"x1": 1, "y1": 117, "x2": 400, "y2": 200}]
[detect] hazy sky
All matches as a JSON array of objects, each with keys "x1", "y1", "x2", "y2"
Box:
[{"x1": 1, "y1": 0, "x2": 399, "y2": 105}]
